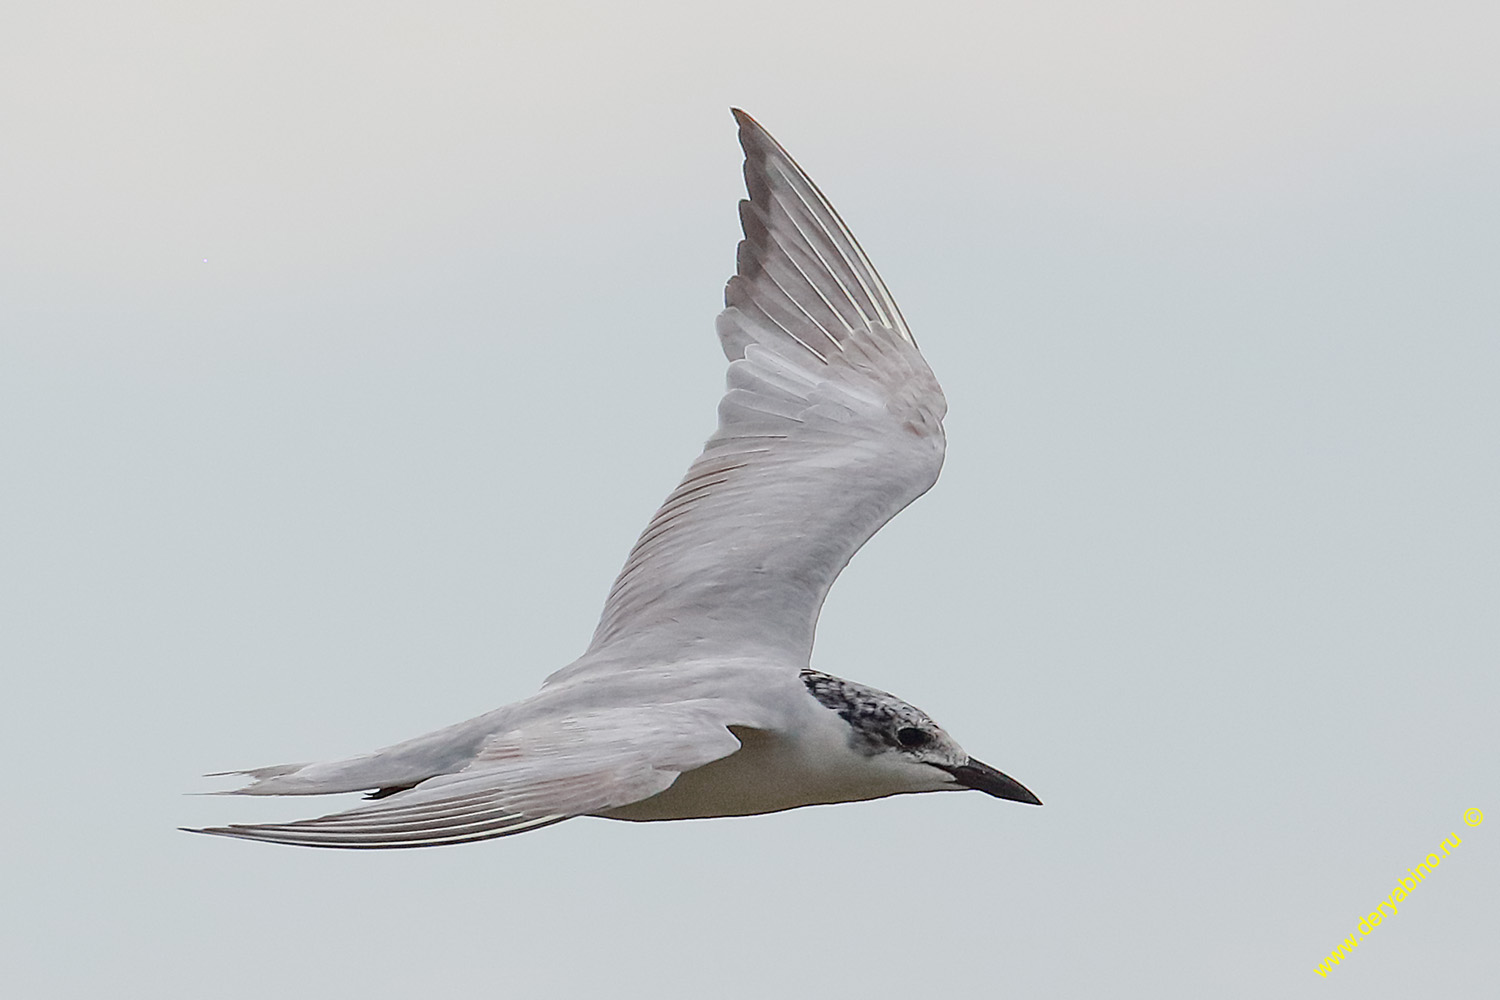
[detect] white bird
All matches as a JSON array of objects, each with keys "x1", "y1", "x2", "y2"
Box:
[{"x1": 190, "y1": 109, "x2": 1041, "y2": 849}]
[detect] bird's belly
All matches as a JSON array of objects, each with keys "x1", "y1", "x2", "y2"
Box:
[{"x1": 598, "y1": 725, "x2": 905, "y2": 821}]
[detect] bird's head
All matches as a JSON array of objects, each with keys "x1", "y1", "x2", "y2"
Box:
[{"x1": 800, "y1": 669, "x2": 1042, "y2": 805}]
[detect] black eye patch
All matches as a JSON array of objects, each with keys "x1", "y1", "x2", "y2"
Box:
[{"x1": 896, "y1": 727, "x2": 932, "y2": 749}]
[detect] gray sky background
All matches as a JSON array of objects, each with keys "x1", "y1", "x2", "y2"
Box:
[{"x1": 3, "y1": 3, "x2": 1496, "y2": 997}]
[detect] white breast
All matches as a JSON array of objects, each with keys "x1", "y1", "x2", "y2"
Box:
[{"x1": 597, "y1": 695, "x2": 950, "y2": 821}]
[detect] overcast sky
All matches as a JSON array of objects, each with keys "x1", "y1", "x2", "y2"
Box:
[{"x1": 3, "y1": 3, "x2": 1496, "y2": 997}]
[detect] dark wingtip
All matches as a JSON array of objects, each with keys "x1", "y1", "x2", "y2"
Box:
[{"x1": 731, "y1": 108, "x2": 776, "y2": 157}]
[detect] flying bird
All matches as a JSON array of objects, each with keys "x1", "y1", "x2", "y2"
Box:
[{"x1": 190, "y1": 109, "x2": 1041, "y2": 849}]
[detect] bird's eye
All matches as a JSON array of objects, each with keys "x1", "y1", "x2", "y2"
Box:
[{"x1": 896, "y1": 727, "x2": 932, "y2": 749}]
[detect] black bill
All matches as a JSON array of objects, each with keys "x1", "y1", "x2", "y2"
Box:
[{"x1": 940, "y1": 758, "x2": 1042, "y2": 805}]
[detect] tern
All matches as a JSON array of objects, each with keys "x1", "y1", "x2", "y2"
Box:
[{"x1": 190, "y1": 109, "x2": 1041, "y2": 849}]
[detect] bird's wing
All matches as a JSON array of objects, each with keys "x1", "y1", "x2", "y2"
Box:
[
  {"x1": 579, "y1": 110, "x2": 946, "y2": 671},
  {"x1": 187, "y1": 705, "x2": 743, "y2": 849}
]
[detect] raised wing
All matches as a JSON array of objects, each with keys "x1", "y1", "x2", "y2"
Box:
[
  {"x1": 187, "y1": 706, "x2": 743, "y2": 849},
  {"x1": 584, "y1": 110, "x2": 946, "y2": 667}
]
